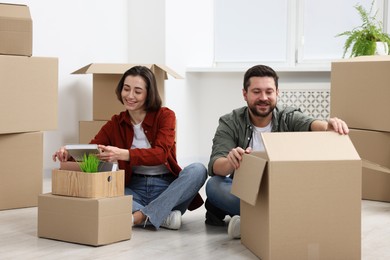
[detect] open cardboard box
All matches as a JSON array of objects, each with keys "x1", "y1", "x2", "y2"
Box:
[
  {"x1": 38, "y1": 193, "x2": 132, "y2": 246},
  {"x1": 231, "y1": 132, "x2": 361, "y2": 260},
  {"x1": 52, "y1": 162, "x2": 124, "y2": 198}
]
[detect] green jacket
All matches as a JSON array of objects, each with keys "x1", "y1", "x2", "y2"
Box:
[{"x1": 208, "y1": 105, "x2": 316, "y2": 176}]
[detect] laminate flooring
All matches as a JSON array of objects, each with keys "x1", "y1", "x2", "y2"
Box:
[{"x1": 1, "y1": 179, "x2": 390, "y2": 260}]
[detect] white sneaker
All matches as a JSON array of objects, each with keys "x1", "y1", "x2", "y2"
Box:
[
  {"x1": 161, "y1": 210, "x2": 181, "y2": 230},
  {"x1": 228, "y1": 215, "x2": 241, "y2": 239}
]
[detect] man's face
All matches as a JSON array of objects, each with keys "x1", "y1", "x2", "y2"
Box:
[{"x1": 243, "y1": 76, "x2": 279, "y2": 119}]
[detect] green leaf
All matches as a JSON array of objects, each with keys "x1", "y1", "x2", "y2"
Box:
[{"x1": 78, "y1": 153, "x2": 100, "y2": 173}]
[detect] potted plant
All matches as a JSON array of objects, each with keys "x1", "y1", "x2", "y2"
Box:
[
  {"x1": 336, "y1": 0, "x2": 390, "y2": 58},
  {"x1": 79, "y1": 153, "x2": 100, "y2": 173}
]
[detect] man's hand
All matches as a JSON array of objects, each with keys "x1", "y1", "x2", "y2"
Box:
[
  {"x1": 327, "y1": 117, "x2": 349, "y2": 134},
  {"x1": 227, "y1": 147, "x2": 252, "y2": 170},
  {"x1": 213, "y1": 147, "x2": 252, "y2": 176}
]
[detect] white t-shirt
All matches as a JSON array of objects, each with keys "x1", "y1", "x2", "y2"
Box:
[
  {"x1": 131, "y1": 122, "x2": 169, "y2": 175},
  {"x1": 250, "y1": 122, "x2": 272, "y2": 152}
]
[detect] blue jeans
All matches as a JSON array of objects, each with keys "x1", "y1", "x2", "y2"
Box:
[
  {"x1": 205, "y1": 175, "x2": 240, "y2": 216},
  {"x1": 125, "y1": 162, "x2": 207, "y2": 229}
]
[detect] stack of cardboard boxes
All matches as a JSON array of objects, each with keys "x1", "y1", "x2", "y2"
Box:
[
  {"x1": 38, "y1": 161, "x2": 132, "y2": 246},
  {"x1": 72, "y1": 63, "x2": 183, "y2": 143},
  {"x1": 331, "y1": 56, "x2": 390, "y2": 202},
  {"x1": 0, "y1": 3, "x2": 58, "y2": 210}
]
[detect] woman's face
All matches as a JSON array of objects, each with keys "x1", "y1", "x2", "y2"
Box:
[{"x1": 121, "y1": 75, "x2": 148, "y2": 112}]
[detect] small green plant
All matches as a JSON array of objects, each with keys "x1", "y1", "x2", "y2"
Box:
[
  {"x1": 336, "y1": 0, "x2": 390, "y2": 57},
  {"x1": 79, "y1": 153, "x2": 100, "y2": 173}
]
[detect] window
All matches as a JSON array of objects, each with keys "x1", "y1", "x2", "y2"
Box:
[{"x1": 214, "y1": 0, "x2": 386, "y2": 69}]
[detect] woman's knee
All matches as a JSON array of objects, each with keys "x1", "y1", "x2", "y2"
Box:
[{"x1": 183, "y1": 162, "x2": 207, "y2": 182}]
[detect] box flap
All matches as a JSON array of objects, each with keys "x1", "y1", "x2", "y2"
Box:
[
  {"x1": 72, "y1": 63, "x2": 143, "y2": 75},
  {"x1": 72, "y1": 63, "x2": 183, "y2": 78},
  {"x1": 231, "y1": 152, "x2": 267, "y2": 205},
  {"x1": 363, "y1": 160, "x2": 390, "y2": 174},
  {"x1": 262, "y1": 132, "x2": 360, "y2": 161},
  {"x1": 154, "y1": 64, "x2": 184, "y2": 79},
  {"x1": 0, "y1": 4, "x2": 31, "y2": 18}
]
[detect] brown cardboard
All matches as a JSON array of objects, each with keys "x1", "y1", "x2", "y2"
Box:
[
  {"x1": 79, "y1": 120, "x2": 107, "y2": 144},
  {"x1": 330, "y1": 56, "x2": 390, "y2": 132},
  {"x1": 0, "y1": 55, "x2": 58, "y2": 134},
  {"x1": 52, "y1": 162, "x2": 124, "y2": 198},
  {"x1": 0, "y1": 3, "x2": 32, "y2": 56},
  {"x1": 38, "y1": 193, "x2": 132, "y2": 246},
  {"x1": 0, "y1": 132, "x2": 43, "y2": 210},
  {"x1": 349, "y1": 129, "x2": 390, "y2": 202},
  {"x1": 72, "y1": 63, "x2": 183, "y2": 120},
  {"x1": 232, "y1": 132, "x2": 361, "y2": 260}
]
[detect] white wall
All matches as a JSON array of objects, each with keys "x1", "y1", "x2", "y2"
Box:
[
  {"x1": 5, "y1": 0, "x2": 129, "y2": 176},
  {"x1": 5, "y1": 0, "x2": 333, "y2": 177}
]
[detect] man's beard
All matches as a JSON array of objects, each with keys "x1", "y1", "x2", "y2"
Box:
[{"x1": 248, "y1": 101, "x2": 275, "y2": 118}]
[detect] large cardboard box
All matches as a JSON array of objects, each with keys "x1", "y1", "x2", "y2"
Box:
[
  {"x1": 349, "y1": 129, "x2": 390, "y2": 202},
  {"x1": 330, "y1": 56, "x2": 390, "y2": 132},
  {"x1": 38, "y1": 193, "x2": 132, "y2": 246},
  {"x1": 0, "y1": 55, "x2": 58, "y2": 134},
  {"x1": 0, "y1": 3, "x2": 32, "y2": 56},
  {"x1": 232, "y1": 132, "x2": 361, "y2": 260},
  {"x1": 79, "y1": 120, "x2": 107, "y2": 144},
  {"x1": 52, "y1": 162, "x2": 124, "y2": 198},
  {"x1": 0, "y1": 132, "x2": 43, "y2": 210},
  {"x1": 72, "y1": 63, "x2": 183, "y2": 120}
]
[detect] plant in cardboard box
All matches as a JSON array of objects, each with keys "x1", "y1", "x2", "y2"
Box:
[
  {"x1": 79, "y1": 153, "x2": 100, "y2": 173},
  {"x1": 336, "y1": 0, "x2": 390, "y2": 57}
]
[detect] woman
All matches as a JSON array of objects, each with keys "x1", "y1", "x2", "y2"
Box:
[{"x1": 53, "y1": 66, "x2": 207, "y2": 230}]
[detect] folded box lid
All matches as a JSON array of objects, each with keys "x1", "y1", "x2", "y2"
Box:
[
  {"x1": 262, "y1": 132, "x2": 361, "y2": 162},
  {"x1": 231, "y1": 152, "x2": 267, "y2": 206},
  {"x1": 72, "y1": 63, "x2": 183, "y2": 79}
]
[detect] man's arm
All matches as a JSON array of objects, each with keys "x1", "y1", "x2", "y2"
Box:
[
  {"x1": 213, "y1": 147, "x2": 252, "y2": 176},
  {"x1": 310, "y1": 117, "x2": 349, "y2": 134}
]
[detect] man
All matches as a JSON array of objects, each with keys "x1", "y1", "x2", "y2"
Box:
[{"x1": 205, "y1": 64, "x2": 349, "y2": 239}]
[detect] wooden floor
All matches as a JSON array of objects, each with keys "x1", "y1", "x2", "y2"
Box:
[{"x1": 1, "y1": 179, "x2": 390, "y2": 259}]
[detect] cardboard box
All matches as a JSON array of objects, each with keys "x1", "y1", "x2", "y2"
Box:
[
  {"x1": 330, "y1": 56, "x2": 390, "y2": 132},
  {"x1": 231, "y1": 132, "x2": 361, "y2": 260},
  {"x1": 38, "y1": 193, "x2": 132, "y2": 246},
  {"x1": 0, "y1": 132, "x2": 43, "y2": 210},
  {"x1": 0, "y1": 3, "x2": 32, "y2": 56},
  {"x1": 349, "y1": 129, "x2": 390, "y2": 202},
  {"x1": 0, "y1": 55, "x2": 58, "y2": 134},
  {"x1": 72, "y1": 63, "x2": 183, "y2": 120},
  {"x1": 79, "y1": 120, "x2": 107, "y2": 144},
  {"x1": 52, "y1": 162, "x2": 124, "y2": 198}
]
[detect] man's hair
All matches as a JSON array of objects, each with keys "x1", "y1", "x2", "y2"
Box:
[
  {"x1": 115, "y1": 66, "x2": 162, "y2": 111},
  {"x1": 243, "y1": 65, "x2": 279, "y2": 91}
]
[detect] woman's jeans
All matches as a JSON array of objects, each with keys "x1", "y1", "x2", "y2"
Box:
[
  {"x1": 205, "y1": 175, "x2": 240, "y2": 216},
  {"x1": 125, "y1": 162, "x2": 207, "y2": 229}
]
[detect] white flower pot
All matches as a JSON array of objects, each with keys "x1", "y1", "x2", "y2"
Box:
[{"x1": 375, "y1": 42, "x2": 388, "y2": 55}]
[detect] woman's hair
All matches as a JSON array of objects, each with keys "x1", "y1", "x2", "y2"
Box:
[
  {"x1": 115, "y1": 66, "x2": 162, "y2": 111},
  {"x1": 243, "y1": 65, "x2": 279, "y2": 91}
]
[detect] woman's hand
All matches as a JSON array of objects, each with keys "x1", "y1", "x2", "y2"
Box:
[
  {"x1": 52, "y1": 146, "x2": 70, "y2": 162},
  {"x1": 98, "y1": 145, "x2": 130, "y2": 162}
]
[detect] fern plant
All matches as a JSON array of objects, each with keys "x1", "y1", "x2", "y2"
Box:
[
  {"x1": 336, "y1": 0, "x2": 390, "y2": 58},
  {"x1": 79, "y1": 153, "x2": 100, "y2": 173}
]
